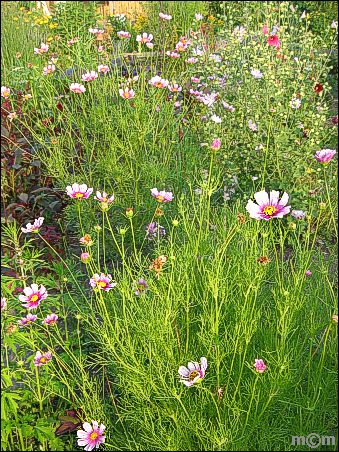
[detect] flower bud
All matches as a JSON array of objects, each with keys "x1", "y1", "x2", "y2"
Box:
[
  {"x1": 80, "y1": 252, "x2": 90, "y2": 263},
  {"x1": 119, "y1": 228, "x2": 127, "y2": 235},
  {"x1": 172, "y1": 219, "x2": 179, "y2": 227},
  {"x1": 126, "y1": 208, "x2": 134, "y2": 218}
]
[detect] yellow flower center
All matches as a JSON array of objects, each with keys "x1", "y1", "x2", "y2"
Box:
[
  {"x1": 40, "y1": 357, "x2": 46, "y2": 363},
  {"x1": 156, "y1": 195, "x2": 165, "y2": 202},
  {"x1": 75, "y1": 192, "x2": 84, "y2": 198},
  {"x1": 263, "y1": 205, "x2": 276, "y2": 216},
  {"x1": 155, "y1": 82, "x2": 163, "y2": 88},
  {"x1": 90, "y1": 432, "x2": 99, "y2": 440},
  {"x1": 188, "y1": 370, "x2": 200, "y2": 381},
  {"x1": 31, "y1": 295, "x2": 39, "y2": 302},
  {"x1": 97, "y1": 281, "x2": 107, "y2": 288},
  {"x1": 3, "y1": 91, "x2": 9, "y2": 97}
]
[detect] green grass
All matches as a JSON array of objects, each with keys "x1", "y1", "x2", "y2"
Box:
[{"x1": 1, "y1": 1, "x2": 338, "y2": 451}]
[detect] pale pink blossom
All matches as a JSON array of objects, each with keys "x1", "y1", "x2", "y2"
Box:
[
  {"x1": 195, "y1": 13, "x2": 204, "y2": 21},
  {"x1": 94, "y1": 191, "x2": 115, "y2": 203},
  {"x1": 254, "y1": 358, "x2": 267, "y2": 373},
  {"x1": 262, "y1": 24, "x2": 269, "y2": 35},
  {"x1": 159, "y1": 12, "x2": 172, "y2": 20},
  {"x1": 136, "y1": 33, "x2": 153, "y2": 48},
  {"x1": 313, "y1": 149, "x2": 336, "y2": 164},
  {"x1": 89, "y1": 273, "x2": 116, "y2": 291},
  {"x1": 117, "y1": 30, "x2": 131, "y2": 38},
  {"x1": 34, "y1": 42, "x2": 49, "y2": 54},
  {"x1": 34, "y1": 351, "x2": 52, "y2": 366},
  {"x1": 1, "y1": 297, "x2": 7, "y2": 312},
  {"x1": 82, "y1": 71, "x2": 98, "y2": 82},
  {"x1": 149, "y1": 76, "x2": 169, "y2": 89},
  {"x1": 305, "y1": 270, "x2": 312, "y2": 277},
  {"x1": 77, "y1": 421, "x2": 106, "y2": 451},
  {"x1": 119, "y1": 87, "x2": 135, "y2": 99},
  {"x1": 42, "y1": 64, "x2": 55, "y2": 75},
  {"x1": 42, "y1": 313, "x2": 58, "y2": 325},
  {"x1": 168, "y1": 84, "x2": 182, "y2": 92},
  {"x1": 98, "y1": 64, "x2": 110, "y2": 73},
  {"x1": 7, "y1": 112, "x2": 17, "y2": 122},
  {"x1": 89, "y1": 28, "x2": 104, "y2": 35},
  {"x1": 81, "y1": 252, "x2": 91, "y2": 263},
  {"x1": 166, "y1": 51, "x2": 180, "y2": 58},
  {"x1": 67, "y1": 37, "x2": 79, "y2": 45},
  {"x1": 97, "y1": 46, "x2": 104, "y2": 52},
  {"x1": 185, "y1": 57, "x2": 198, "y2": 64},
  {"x1": 246, "y1": 190, "x2": 291, "y2": 220},
  {"x1": 19, "y1": 284, "x2": 48, "y2": 310},
  {"x1": 21, "y1": 217, "x2": 44, "y2": 233},
  {"x1": 178, "y1": 357, "x2": 207, "y2": 386},
  {"x1": 70, "y1": 83, "x2": 86, "y2": 94},
  {"x1": 150, "y1": 188, "x2": 173, "y2": 203},
  {"x1": 1, "y1": 86, "x2": 10, "y2": 98},
  {"x1": 18, "y1": 313, "x2": 37, "y2": 328},
  {"x1": 191, "y1": 77, "x2": 200, "y2": 83},
  {"x1": 66, "y1": 183, "x2": 93, "y2": 199}
]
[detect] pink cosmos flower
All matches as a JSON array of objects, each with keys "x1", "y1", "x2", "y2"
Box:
[
  {"x1": 134, "y1": 278, "x2": 148, "y2": 296},
  {"x1": 67, "y1": 37, "x2": 79, "y2": 46},
  {"x1": 254, "y1": 358, "x2": 267, "y2": 373},
  {"x1": 97, "y1": 46, "x2": 104, "y2": 52},
  {"x1": 81, "y1": 252, "x2": 91, "y2": 263},
  {"x1": 1, "y1": 297, "x2": 7, "y2": 312},
  {"x1": 268, "y1": 34, "x2": 280, "y2": 48},
  {"x1": 34, "y1": 42, "x2": 49, "y2": 54},
  {"x1": 195, "y1": 13, "x2": 204, "y2": 20},
  {"x1": 42, "y1": 64, "x2": 55, "y2": 75},
  {"x1": 77, "y1": 421, "x2": 106, "y2": 451},
  {"x1": 80, "y1": 234, "x2": 94, "y2": 246},
  {"x1": 70, "y1": 83, "x2": 86, "y2": 94},
  {"x1": 82, "y1": 71, "x2": 98, "y2": 82},
  {"x1": 136, "y1": 33, "x2": 153, "y2": 48},
  {"x1": 185, "y1": 57, "x2": 197, "y2": 64},
  {"x1": 150, "y1": 188, "x2": 173, "y2": 203},
  {"x1": 66, "y1": 183, "x2": 93, "y2": 199},
  {"x1": 248, "y1": 119, "x2": 258, "y2": 131},
  {"x1": 98, "y1": 65, "x2": 109, "y2": 74},
  {"x1": 89, "y1": 28, "x2": 105, "y2": 35},
  {"x1": 7, "y1": 112, "x2": 17, "y2": 122},
  {"x1": 1, "y1": 86, "x2": 10, "y2": 98},
  {"x1": 305, "y1": 270, "x2": 312, "y2": 277},
  {"x1": 148, "y1": 76, "x2": 169, "y2": 89},
  {"x1": 262, "y1": 24, "x2": 269, "y2": 35},
  {"x1": 117, "y1": 30, "x2": 131, "y2": 39},
  {"x1": 175, "y1": 41, "x2": 189, "y2": 52},
  {"x1": 34, "y1": 351, "x2": 52, "y2": 366},
  {"x1": 211, "y1": 138, "x2": 221, "y2": 151},
  {"x1": 18, "y1": 313, "x2": 37, "y2": 328},
  {"x1": 178, "y1": 357, "x2": 207, "y2": 386},
  {"x1": 166, "y1": 51, "x2": 180, "y2": 58},
  {"x1": 21, "y1": 217, "x2": 44, "y2": 233},
  {"x1": 159, "y1": 12, "x2": 172, "y2": 20},
  {"x1": 246, "y1": 190, "x2": 291, "y2": 220},
  {"x1": 19, "y1": 284, "x2": 48, "y2": 309},
  {"x1": 94, "y1": 191, "x2": 115, "y2": 203},
  {"x1": 191, "y1": 77, "x2": 200, "y2": 83},
  {"x1": 313, "y1": 149, "x2": 336, "y2": 164},
  {"x1": 168, "y1": 84, "x2": 182, "y2": 92},
  {"x1": 89, "y1": 273, "x2": 116, "y2": 291},
  {"x1": 222, "y1": 101, "x2": 235, "y2": 112},
  {"x1": 119, "y1": 87, "x2": 135, "y2": 99},
  {"x1": 42, "y1": 313, "x2": 58, "y2": 325},
  {"x1": 291, "y1": 210, "x2": 306, "y2": 220}
]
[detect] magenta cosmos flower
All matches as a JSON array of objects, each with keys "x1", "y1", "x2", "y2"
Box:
[
  {"x1": 313, "y1": 149, "x2": 336, "y2": 164},
  {"x1": 34, "y1": 351, "x2": 52, "y2": 366},
  {"x1": 18, "y1": 313, "x2": 37, "y2": 328},
  {"x1": 117, "y1": 30, "x2": 131, "y2": 39},
  {"x1": 1, "y1": 86, "x2": 10, "y2": 98},
  {"x1": 70, "y1": 83, "x2": 86, "y2": 94},
  {"x1": 149, "y1": 76, "x2": 169, "y2": 88},
  {"x1": 82, "y1": 71, "x2": 98, "y2": 82},
  {"x1": 42, "y1": 313, "x2": 58, "y2": 325},
  {"x1": 77, "y1": 421, "x2": 106, "y2": 451},
  {"x1": 262, "y1": 24, "x2": 269, "y2": 35},
  {"x1": 254, "y1": 358, "x2": 267, "y2": 373},
  {"x1": 178, "y1": 357, "x2": 207, "y2": 386},
  {"x1": 211, "y1": 138, "x2": 221, "y2": 151},
  {"x1": 98, "y1": 64, "x2": 109, "y2": 74},
  {"x1": 21, "y1": 217, "x2": 44, "y2": 233},
  {"x1": 66, "y1": 183, "x2": 93, "y2": 199},
  {"x1": 89, "y1": 273, "x2": 116, "y2": 291},
  {"x1": 246, "y1": 190, "x2": 291, "y2": 220},
  {"x1": 119, "y1": 87, "x2": 135, "y2": 99},
  {"x1": 19, "y1": 284, "x2": 48, "y2": 309},
  {"x1": 150, "y1": 188, "x2": 173, "y2": 203},
  {"x1": 268, "y1": 34, "x2": 280, "y2": 48}
]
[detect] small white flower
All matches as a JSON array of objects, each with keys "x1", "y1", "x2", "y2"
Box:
[
  {"x1": 290, "y1": 97, "x2": 301, "y2": 109},
  {"x1": 210, "y1": 114, "x2": 222, "y2": 123},
  {"x1": 251, "y1": 69, "x2": 263, "y2": 79},
  {"x1": 248, "y1": 119, "x2": 258, "y2": 131}
]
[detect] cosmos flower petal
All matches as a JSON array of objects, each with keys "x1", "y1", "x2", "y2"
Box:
[{"x1": 254, "y1": 190, "x2": 269, "y2": 207}]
